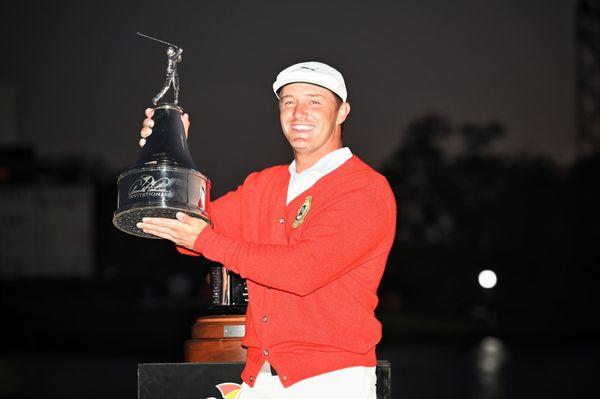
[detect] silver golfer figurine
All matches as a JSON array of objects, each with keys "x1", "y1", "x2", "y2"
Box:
[{"x1": 153, "y1": 46, "x2": 183, "y2": 105}]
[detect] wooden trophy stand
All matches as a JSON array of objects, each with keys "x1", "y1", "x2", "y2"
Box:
[{"x1": 184, "y1": 314, "x2": 247, "y2": 362}]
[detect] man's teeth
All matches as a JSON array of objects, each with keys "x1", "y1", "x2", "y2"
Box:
[{"x1": 292, "y1": 125, "x2": 313, "y2": 131}]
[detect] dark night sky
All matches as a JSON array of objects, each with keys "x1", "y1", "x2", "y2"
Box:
[{"x1": 1, "y1": 0, "x2": 575, "y2": 195}]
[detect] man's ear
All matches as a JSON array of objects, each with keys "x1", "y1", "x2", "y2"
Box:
[{"x1": 337, "y1": 102, "x2": 351, "y2": 124}]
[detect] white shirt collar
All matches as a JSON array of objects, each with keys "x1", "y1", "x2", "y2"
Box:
[
  {"x1": 288, "y1": 147, "x2": 353, "y2": 177},
  {"x1": 286, "y1": 147, "x2": 353, "y2": 205}
]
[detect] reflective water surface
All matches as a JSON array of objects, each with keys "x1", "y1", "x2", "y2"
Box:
[{"x1": 378, "y1": 337, "x2": 599, "y2": 399}]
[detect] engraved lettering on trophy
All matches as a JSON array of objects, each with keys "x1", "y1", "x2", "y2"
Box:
[{"x1": 128, "y1": 175, "x2": 172, "y2": 199}]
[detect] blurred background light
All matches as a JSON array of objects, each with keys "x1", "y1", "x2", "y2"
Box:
[{"x1": 478, "y1": 269, "x2": 497, "y2": 289}]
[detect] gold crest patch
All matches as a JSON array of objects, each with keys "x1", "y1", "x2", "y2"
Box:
[{"x1": 292, "y1": 195, "x2": 312, "y2": 228}]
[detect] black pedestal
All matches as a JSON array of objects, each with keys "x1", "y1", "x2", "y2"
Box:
[{"x1": 138, "y1": 361, "x2": 391, "y2": 398}]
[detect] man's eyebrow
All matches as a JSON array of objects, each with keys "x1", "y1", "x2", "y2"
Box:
[{"x1": 279, "y1": 93, "x2": 324, "y2": 101}]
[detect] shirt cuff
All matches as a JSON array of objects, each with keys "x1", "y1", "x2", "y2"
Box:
[
  {"x1": 176, "y1": 245, "x2": 200, "y2": 256},
  {"x1": 176, "y1": 226, "x2": 213, "y2": 256},
  {"x1": 193, "y1": 225, "x2": 215, "y2": 253}
]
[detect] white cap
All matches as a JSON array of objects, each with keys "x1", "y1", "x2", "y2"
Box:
[{"x1": 273, "y1": 61, "x2": 347, "y2": 102}]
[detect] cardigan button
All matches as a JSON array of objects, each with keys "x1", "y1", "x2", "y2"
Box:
[
  {"x1": 263, "y1": 349, "x2": 269, "y2": 356},
  {"x1": 278, "y1": 217, "x2": 285, "y2": 224},
  {"x1": 261, "y1": 316, "x2": 268, "y2": 323},
  {"x1": 249, "y1": 376, "x2": 254, "y2": 382}
]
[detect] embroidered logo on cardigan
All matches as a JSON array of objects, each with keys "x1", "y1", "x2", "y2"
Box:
[{"x1": 292, "y1": 195, "x2": 312, "y2": 228}]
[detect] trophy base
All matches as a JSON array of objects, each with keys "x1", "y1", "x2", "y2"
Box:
[
  {"x1": 113, "y1": 204, "x2": 210, "y2": 239},
  {"x1": 114, "y1": 163, "x2": 210, "y2": 239},
  {"x1": 184, "y1": 315, "x2": 247, "y2": 362}
]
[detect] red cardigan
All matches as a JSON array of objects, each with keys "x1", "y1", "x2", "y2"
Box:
[{"x1": 181, "y1": 155, "x2": 396, "y2": 387}]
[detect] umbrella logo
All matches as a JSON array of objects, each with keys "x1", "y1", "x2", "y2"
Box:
[{"x1": 205, "y1": 382, "x2": 241, "y2": 399}]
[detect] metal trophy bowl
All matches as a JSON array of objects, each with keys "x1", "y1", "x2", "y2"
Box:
[{"x1": 113, "y1": 35, "x2": 210, "y2": 238}]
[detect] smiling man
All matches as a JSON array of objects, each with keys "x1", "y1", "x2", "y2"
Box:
[{"x1": 137, "y1": 61, "x2": 396, "y2": 399}]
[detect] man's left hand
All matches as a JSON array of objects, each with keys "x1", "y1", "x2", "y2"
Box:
[{"x1": 137, "y1": 212, "x2": 208, "y2": 250}]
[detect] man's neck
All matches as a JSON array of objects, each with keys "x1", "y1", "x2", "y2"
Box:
[{"x1": 294, "y1": 146, "x2": 343, "y2": 173}]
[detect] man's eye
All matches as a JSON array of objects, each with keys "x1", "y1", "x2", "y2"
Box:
[
  {"x1": 283, "y1": 101, "x2": 294, "y2": 106},
  {"x1": 309, "y1": 101, "x2": 321, "y2": 105}
]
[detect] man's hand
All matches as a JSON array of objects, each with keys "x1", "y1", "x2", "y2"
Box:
[
  {"x1": 136, "y1": 212, "x2": 207, "y2": 250},
  {"x1": 139, "y1": 108, "x2": 191, "y2": 147}
]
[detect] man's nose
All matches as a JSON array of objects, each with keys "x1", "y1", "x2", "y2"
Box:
[{"x1": 293, "y1": 103, "x2": 307, "y2": 118}]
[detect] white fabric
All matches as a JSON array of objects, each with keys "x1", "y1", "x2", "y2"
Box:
[
  {"x1": 260, "y1": 361, "x2": 272, "y2": 374},
  {"x1": 238, "y1": 366, "x2": 377, "y2": 399},
  {"x1": 286, "y1": 147, "x2": 353, "y2": 205}
]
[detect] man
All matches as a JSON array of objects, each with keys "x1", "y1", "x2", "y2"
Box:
[{"x1": 137, "y1": 61, "x2": 396, "y2": 399}]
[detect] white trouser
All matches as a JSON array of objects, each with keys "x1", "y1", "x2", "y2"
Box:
[{"x1": 238, "y1": 363, "x2": 377, "y2": 399}]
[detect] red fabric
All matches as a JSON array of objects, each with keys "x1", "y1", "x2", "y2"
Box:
[{"x1": 186, "y1": 156, "x2": 396, "y2": 387}]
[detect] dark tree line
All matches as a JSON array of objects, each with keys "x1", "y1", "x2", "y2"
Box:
[{"x1": 379, "y1": 114, "x2": 600, "y2": 337}]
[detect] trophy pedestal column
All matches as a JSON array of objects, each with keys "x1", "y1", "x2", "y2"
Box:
[{"x1": 184, "y1": 315, "x2": 247, "y2": 362}]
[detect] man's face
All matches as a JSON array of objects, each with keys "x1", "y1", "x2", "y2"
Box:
[{"x1": 279, "y1": 83, "x2": 349, "y2": 159}]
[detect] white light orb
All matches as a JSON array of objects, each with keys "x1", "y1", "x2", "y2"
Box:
[{"x1": 478, "y1": 269, "x2": 497, "y2": 289}]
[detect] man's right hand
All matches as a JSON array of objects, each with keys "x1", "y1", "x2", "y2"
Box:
[{"x1": 139, "y1": 107, "x2": 191, "y2": 147}]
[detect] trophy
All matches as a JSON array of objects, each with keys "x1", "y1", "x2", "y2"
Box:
[
  {"x1": 114, "y1": 34, "x2": 247, "y2": 363},
  {"x1": 113, "y1": 33, "x2": 210, "y2": 238}
]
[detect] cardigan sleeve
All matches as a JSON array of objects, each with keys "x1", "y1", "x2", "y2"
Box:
[
  {"x1": 193, "y1": 183, "x2": 396, "y2": 296},
  {"x1": 176, "y1": 172, "x2": 259, "y2": 256}
]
